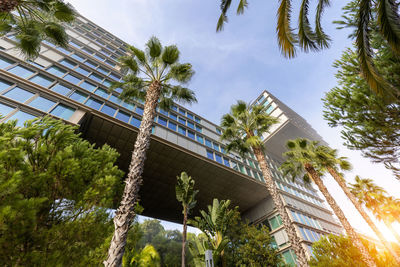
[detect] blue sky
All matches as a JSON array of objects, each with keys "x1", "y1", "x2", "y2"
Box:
[{"x1": 67, "y1": 0, "x2": 400, "y2": 239}]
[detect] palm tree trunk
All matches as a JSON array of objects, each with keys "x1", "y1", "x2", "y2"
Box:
[
  {"x1": 182, "y1": 205, "x2": 188, "y2": 267},
  {"x1": 326, "y1": 167, "x2": 400, "y2": 264},
  {"x1": 0, "y1": 0, "x2": 19, "y2": 13},
  {"x1": 104, "y1": 81, "x2": 162, "y2": 267},
  {"x1": 304, "y1": 164, "x2": 377, "y2": 267},
  {"x1": 384, "y1": 221, "x2": 400, "y2": 244},
  {"x1": 253, "y1": 147, "x2": 309, "y2": 267}
]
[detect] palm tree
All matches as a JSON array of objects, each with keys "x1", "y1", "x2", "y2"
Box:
[
  {"x1": 219, "y1": 101, "x2": 309, "y2": 267},
  {"x1": 104, "y1": 37, "x2": 196, "y2": 267},
  {"x1": 314, "y1": 145, "x2": 400, "y2": 264},
  {"x1": 215, "y1": 0, "x2": 400, "y2": 99},
  {"x1": 350, "y1": 177, "x2": 400, "y2": 244},
  {"x1": 175, "y1": 172, "x2": 199, "y2": 267},
  {"x1": 189, "y1": 199, "x2": 236, "y2": 267},
  {"x1": 0, "y1": 0, "x2": 75, "y2": 59},
  {"x1": 280, "y1": 138, "x2": 377, "y2": 267}
]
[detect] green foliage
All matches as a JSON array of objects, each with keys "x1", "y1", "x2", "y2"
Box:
[
  {"x1": 111, "y1": 36, "x2": 196, "y2": 111},
  {"x1": 0, "y1": 117, "x2": 124, "y2": 266},
  {"x1": 0, "y1": 0, "x2": 75, "y2": 59},
  {"x1": 323, "y1": 23, "x2": 400, "y2": 178},
  {"x1": 189, "y1": 199, "x2": 238, "y2": 266},
  {"x1": 175, "y1": 172, "x2": 198, "y2": 215},
  {"x1": 310, "y1": 234, "x2": 397, "y2": 267},
  {"x1": 124, "y1": 244, "x2": 160, "y2": 267},
  {"x1": 220, "y1": 100, "x2": 278, "y2": 156}
]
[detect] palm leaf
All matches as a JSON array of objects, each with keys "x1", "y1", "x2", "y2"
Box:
[
  {"x1": 277, "y1": 0, "x2": 297, "y2": 58},
  {"x1": 298, "y1": 0, "x2": 318, "y2": 52},
  {"x1": 377, "y1": 0, "x2": 400, "y2": 55},
  {"x1": 216, "y1": 0, "x2": 233, "y2": 32},
  {"x1": 315, "y1": 0, "x2": 331, "y2": 48},
  {"x1": 237, "y1": 0, "x2": 248, "y2": 14}
]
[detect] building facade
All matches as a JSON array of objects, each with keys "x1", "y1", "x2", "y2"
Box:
[{"x1": 0, "y1": 13, "x2": 342, "y2": 265}]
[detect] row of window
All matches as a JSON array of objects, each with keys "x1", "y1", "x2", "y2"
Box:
[
  {"x1": 291, "y1": 210, "x2": 322, "y2": 230},
  {"x1": 206, "y1": 149, "x2": 264, "y2": 181},
  {"x1": 276, "y1": 181, "x2": 323, "y2": 207},
  {"x1": 298, "y1": 226, "x2": 324, "y2": 243}
]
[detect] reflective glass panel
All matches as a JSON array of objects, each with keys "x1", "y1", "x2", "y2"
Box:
[
  {"x1": 69, "y1": 91, "x2": 88, "y2": 103},
  {"x1": 158, "y1": 116, "x2": 167, "y2": 127},
  {"x1": 94, "y1": 88, "x2": 109, "y2": 98},
  {"x1": 75, "y1": 66, "x2": 90, "y2": 76},
  {"x1": 130, "y1": 116, "x2": 141, "y2": 128},
  {"x1": 178, "y1": 126, "x2": 186, "y2": 135},
  {"x1": 8, "y1": 65, "x2": 35, "y2": 78},
  {"x1": 29, "y1": 74, "x2": 54, "y2": 87},
  {"x1": 51, "y1": 83, "x2": 71, "y2": 95},
  {"x1": 188, "y1": 130, "x2": 195, "y2": 140},
  {"x1": 116, "y1": 110, "x2": 130, "y2": 123},
  {"x1": 0, "y1": 79, "x2": 13, "y2": 91},
  {"x1": 89, "y1": 73, "x2": 103, "y2": 82},
  {"x1": 101, "y1": 104, "x2": 116, "y2": 117},
  {"x1": 46, "y1": 65, "x2": 67, "y2": 77},
  {"x1": 64, "y1": 74, "x2": 81, "y2": 84},
  {"x1": 28, "y1": 96, "x2": 56, "y2": 111},
  {"x1": 196, "y1": 135, "x2": 203, "y2": 144},
  {"x1": 7, "y1": 110, "x2": 36, "y2": 127},
  {"x1": 80, "y1": 81, "x2": 97, "y2": 92},
  {"x1": 85, "y1": 97, "x2": 103, "y2": 110},
  {"x1": 59, "y1": 58, "x2": 77, "y2": 69},
  {"x1": 206, "y1": 150, "x2": 214, "y2": 160},
  {"x1": 215, "y1": 154, "x2": 222, "y2": 164},
  {"x1": 0, "y1": 102, "x2": 15, "y2": 117},
  {"x1": 135, "y1": 106, "x2": 143, "y2": 116},
  {"x1": 50, "y1": 104, "x2": 75, "y2": 119},
  {"x1": 3, "y1": 87, "x2": 35, "y2": 103},
  {"x1": 168, "y1": 121, "x2": 177, "y2": 131},
  {"x1": 0, "y1": 55, "x2": 14, "y2": 69}
]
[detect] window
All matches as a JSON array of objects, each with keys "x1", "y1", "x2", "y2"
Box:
[
  {"x1": 109, "y1": 73, "x2": 120, "y2": 81},
  {"x1": 109, "y1": 94, "x2": 122, "y2": 105},
  {"x1": 28, "y1": 96, "x2": 56, "y2": 111},
  {"x1": 122, "y1": 101, "x2": 134, "y2": 110},
  {"x1": 178, "y1": 108, "x2": 186, "y2": 116},
  {"x1": 187, "y1": 113, "x2": 194, "y2": 120},
  {"x1": 216, "y1": 128, "x2": 222, "y2": 134},
  {"x1": 205, "y1": 139, "x2": 212, "y2": 148},
  {"x1": 29, "y1": 74, "x2": 54, "y2": 87},
  {"x1": 85, "y1": 98, "x2": 103, "y2": 110},
  {"x1": 188, "y1": 130, "x2": 195, "y2": 140},
  {"x1": 82, "y1": 47, "x2": 95, "y2": 55},
  {"x1": 169, "y1": 113, "x2": 177, "y2": 120},
  {"x1": 231, "y1": 161, "x2": 238, "y2": 171},
  {"x1": 94, "y1": 54, "x2": 105, "y2": 61},
  {"x1": 212, "y1": 142, "x2": 220, "y2": 151},
  {"x1": 269, "y1": 215, "x2": 282, "y2": 230},
  {"x1": 97, "y1": 66, "x2": 109, "y2": 75},
  {"x1": 282, "y1": 250, "x2": 296, "y2": 266},
  {"x1": 7, "y1": 111, "x2": 36, "y2": 127},
  {"x1": 178, "y1": 117, "x2": 186, "y2": 125},
  {"x1": 84, "y1": 60, "x2": 97, "y2": 69},
  {"x1": 105, "y1": 60, "x2": 115, "y2": 67},
  {"x1": 223, "y1": 157, "x2": 230, "y2": 167},
  {"x1": 215, "y1": 154, "x2": 222, "y2": 164},
  {"x1": 135, "y1": 106, "x2": 143, "y2": 116},
  {"x1": 63, "y1": 74, "x2": 81, "y2": 84},
  {"x1": 89, "y1": 73, "x2": 103, "y2": 83},
  {"x1": 75, "y1": 66, "x2": 90, "y2": 76},
  {"x1": 187, "y1": 121, "x2": 194, "y2": 129},
  {"x1": 130, "y1": 116, "x2": 141, "y2": 128},
  {"x1": 195, "y1": 125, "x2": 202, "y2": 132},
  {"x1": 80, "y1": 81, "x2": 97, "y2": 92},
  {"x1": 3, "y1": 87, "x2": 35, "y2": 103},
  {"x1": 206, "y1": 150, "x2": 214, "y2": 160},
  {"x1": 102, "y1": 79, "x2": 112, "y2": 87},
  {"x1": 46, "y1": 65, "x2": 67, "y2": 77},
  {"x1": 266, "y1": 105, "x2": 274, "y2": 114},
  {"x1": 168, "y1": 121, "x2": 177, "y2": 131},
  {"x1": 0, "y1": 79, "x2": 13, "y2": 91},
  {"x1": 0, "y1": 55, "x2": 14, "y2": 69},
  {"x1": 195, "y1": 116, "x2": 201, "y2": 123},
  {"x1": 196, "y1": 135, "x2": 203, "y2": 144},
  {"x1": 171, "y1": 105, "x2": 177, "y2": 111},
  {"x1": 71, "y1": 53, "x2": 85, "y2": 62},
  {"x1": 50, "y1": 104, "x2": 75, "y2": 120},
  {"x1": 59, "y1": 58, "x2": 77, "y2": 69},
  {"x1": 158, "y1": 116, "x2": 167, "y2": 127},
  {"x1": 178, "y1": 126, "x2": 186, "y2": 135},
  {"x1": 115, "y1": 110, "x2": 130, "y2": 123},
  {"x1": 94, "y1": 88, "x2": 109, "y2": 98},
  {"x1": 0, "y1": 102, "x2": 15, "y2": 116},
  {"x1": 69, "y1": 91, "x2": 88, "y2": 103},
  {"x1": 55, "y1": 46, "x2": 70, "y2": 55},
  {"x1": 101, "y1": 104, "x2": 116, "y2": 117},
  {"x1": 8, "y1": 65, "x2": 35, "y2": 78},
  {"x1": 159, "y1": 108, "x2": 168, "y2": 116}
]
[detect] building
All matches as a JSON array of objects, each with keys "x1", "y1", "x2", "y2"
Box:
[{"x1": 0, "y1": 12, "x2": 342, "y2": 265}]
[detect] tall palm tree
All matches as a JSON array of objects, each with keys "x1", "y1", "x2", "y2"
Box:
[
  {"x1": 314, "y1": 145, "x2": 400, "y2": 264},
  {"x1": 350, "y1": 177, "x2": 400, "y2": 244},
  {"x1": 189, "y1": 199, "x2": 236, "y2": 267},
  {"x1": 219, "y1": 101, "x2": 309, "y2": 267},
  {"x1": 0, "y1": 0, "x2": 75, "y2": 59},
  {"x1": 175, "y1": 172, "x2": 198, "y2": 267},
  {"x1": 280, "y1": 138, "x2": 378, "y2": 267},
  {"x1": 215, "y1": 0, "x2": 400, "y2": 99},
  {"x1": 105, "y1": 37, "x2": 196, "y2": 267}
]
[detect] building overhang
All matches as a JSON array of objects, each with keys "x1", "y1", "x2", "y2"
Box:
[{"x1": 79, "y1": 113, "x2": 269, "y2": 224}]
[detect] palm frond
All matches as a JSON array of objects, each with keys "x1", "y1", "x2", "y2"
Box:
[
  {"x1": 167, "y1": 63, "x2": 194, "y2": 83},
  {"x1": 162, "y1": 45, "x2": 179, "y2": 65},
  {"x1": 119, "y1": 55, "x2": 139, "y2": 75},
  {"x1": 145, "y1": 36, "x2": 162, "y2": 59},
  {"x1": 128, "y1": 45, "x2": 147, "y2": 65},
  {"x1": 216, "y1": 0, "x2": 233, "y2": 32},
  {"x1": 52, "y1": 1, "x2": 75, "y2": 22},
  {"x1": 237, "y1": 0, "x2": 248, "y2": 15},
  {"x1": 298, "y1": 0, "x2": 318, "y2": 52},
  {"x1": 314, "y1": 0, "x2": 331, "y2": 49},
  {"x1": 15, "y1": 21, "x2": 41, "y2": 59},
  {"x1": 43, "y1": 21, "x2": 68, "y2": 47},
  {"x1": 377, "y1": 0, "x2": 400, "y2": 55},
  {"x1": 356, "y1": 0, "x2": 397, "y2": 99},
  {"x1": 168, "y1": 85, "x2": 197, "y2": 104},
  {"x1": 277, "y1": 0, "x2": 297, "y2": 58}
]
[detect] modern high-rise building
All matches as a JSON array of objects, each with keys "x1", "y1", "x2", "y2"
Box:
[{"x1": 0, "y1": 12, "x2": 342, "y2": 265}]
